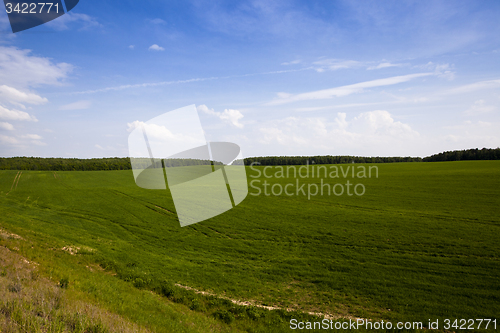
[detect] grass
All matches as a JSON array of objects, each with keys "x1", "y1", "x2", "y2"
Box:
[
  {"x1": 0, "y1": 161, "x2": 499, "y2": 332},
  {"x1": 0, "y1": 240, "x2": 152, "y2": 333}
]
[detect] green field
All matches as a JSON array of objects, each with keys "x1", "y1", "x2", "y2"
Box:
[{"x1": 1, "y1": 161, "x2": 499, "y2": 332}]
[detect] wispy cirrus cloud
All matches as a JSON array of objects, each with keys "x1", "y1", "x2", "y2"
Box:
[
  {"x1": 313, "y1": 58, "x2": 364, "y2": 72},
  {"x1": 268, "y1": 72, "x2": 434, "y2": 105},
  {"x1": 367, "y1": 62, "x2": 405, "y2": 70},
  {"x1": 72, "y1": 68, "x2": 312, "y2": 94},
  {"x1": 312, "y1": 58, "x2": 454, "y2": 74},
  {"x1": 74, "y1": 77, "x2": 214, "y2": 94},
  {"x1": 313, "y1": 58, "x2": 410, "y2": 72},
  {"x1": 446, "y1": 79, "x2": 500, "y2": 95}
]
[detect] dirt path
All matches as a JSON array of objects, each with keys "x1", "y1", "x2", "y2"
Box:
[{"x1": 174, "y1": 283, "x2": 366, "y2": 321}]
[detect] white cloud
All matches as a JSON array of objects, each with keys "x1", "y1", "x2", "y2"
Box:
[
  {"x1": 0, "y1": 46, "x2": 73, "y2": 88},
  {"x1": 220, "y1": 109, "x2": 244, "y2": 128},
  {"x1": 149, "y1": 44, "x2": 165, "y2": 51},
  {"x1": 95, "y1": 144, "x2": 115, "y2": 151},
  {"x1": 31, "y1": 140, "x2": 46, "y2": 146},
  {"x1": 59, "y1": 100, "x2": 92, "y2": 111},
  {"x1": 46, "y1": 13, "x2": 101, "y2": 31},
  {"x1": 0, "y1": 105, "x2": 37, "y2": 122},
  {"x1": 129, "y1": 45, "x2": 135, "y2": 49},
  {"x1": 415, "y1": 62, "x2": 455, "y2": 80},
  {"x1": 127, "y1": 120, "x2": 175, "y2": 140},
  {"x1": 0, "y1": 85, "x2": 48, "y2": 106},
  {"x1": 438, "y1": 120, "x2": 500, "y2": 149},
  {"x1": 20, "y1": 134, "x2": 42, "y2": 140},
  {"x1": 269, "y1": 73, "x2": 434, "y2": 105},
  {"x1": 4, "y1": 133, "x2": 46, "y2": 147},
  {"x1": 0, "y1": 122, "x2": 14, "y2": 131},
  {"x1": 126, "y1": 120, "x2": 142, "y2": 133},
  {"x1": 197, "y1": 105, "x2": 244, "y2": 128},
  {"x1": 0, "y1": 46, "x2": 72, "y2": 142},
  {"x1": 294, "y1": 102, "x2": 387, "y2": 112},
  {"x1": 463, "y1": 100, "x2": 496, "y2": 116},
  {"x1": 351, "y1": 110, "x2": 418, "y2": 137},
  {"x1": 257, "y1": 110, "x2": 419, "y2": 155},
  {"x1": 127, "y1": 120, "x2": 205, "y2": 153},
  {"x1": 0, "y1": 134, "x2": 18, "y2": 145},
  {"x1": 434, "y1": 63, "x2": 455, "y2": 80}
]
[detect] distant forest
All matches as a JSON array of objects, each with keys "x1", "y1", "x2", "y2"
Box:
[
  {"x1": 0, "y1": 148, "x2": 498, "y2": 170},
  {"x1": 244, "y1": 155, "x2": 422, "y2": 166},
  {"x1": 0, "y1": 157, "x2": 214, "y2": 171},
  {"x1": 422, "y1": 147, "x2": 500, "y2": 162}
]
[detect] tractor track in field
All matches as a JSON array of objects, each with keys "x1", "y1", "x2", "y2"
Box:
[
  {"x1": 6, "y1": 171, "x2": 22, "y2": 195},
  {"x1": 153, "y1": 205, "x2": 176, "y2": 215},
  {"x1": 313, "y1": 200, "x2": 500, "y2": 226},
  {"x1": 188, "y1": 224, "x2": 233, "y2": 239},
  {"x1": 203, "y1": 225, "x2": 233, "y2": 239},
  {"x1": 111, "y1": 189, "x2": 177, "y2": 216}
]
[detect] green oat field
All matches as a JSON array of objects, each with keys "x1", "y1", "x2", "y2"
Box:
[{"x1": 0, "y1": 161, "x2": 499, "y2": 332}]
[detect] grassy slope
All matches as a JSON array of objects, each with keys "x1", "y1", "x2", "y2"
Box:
[
  {"x1": 0, "y1": 242, "x2": 153, "y2": 333},
  {"x1": 0, "y1": 233, "x2": 236, "y2": 333},
  {"x1": 0, "y1": 161, "x2": 499, "y2": 331}
]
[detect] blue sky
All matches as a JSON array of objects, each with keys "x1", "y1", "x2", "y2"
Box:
[{"x1": 1, "y1": 0, "x2": 500, "y2": 158}]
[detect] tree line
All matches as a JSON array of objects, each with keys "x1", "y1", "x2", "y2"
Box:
[
  {"x1": 0, "y1": 157, "x2": 131, "y2": 171},
  {"x1": 244, "y1": 155, "x2": 422, "y2": 166},
  {"x1": 0, "y1": 157, "x2": 214, "y2": 171},
  {"x1": 0, "y1": 148, "x2": 498, "y2": 170},
  {"x1": 422, "y1": 148, "x2": 500, "y2": 162}
]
